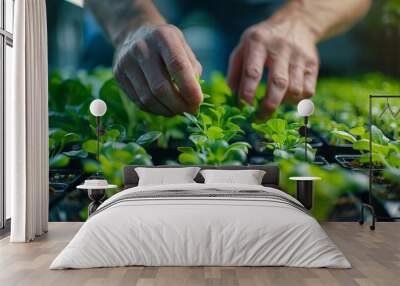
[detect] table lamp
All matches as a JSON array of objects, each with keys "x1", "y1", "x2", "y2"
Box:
[{"x1": 297, "y1": 99, "x2": 315, "y2": 162}]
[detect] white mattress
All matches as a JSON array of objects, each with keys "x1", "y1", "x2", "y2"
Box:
[{"x1": 50, "y1": 183, "x2": 350, "y2": 269}]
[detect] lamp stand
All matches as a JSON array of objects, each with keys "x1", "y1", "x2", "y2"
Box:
[
  {"x1": 95, "y1": 116, "x2": 104, "y2": 179},
  {"x1": 304, "y1": 116, "x2": 308, "y2": 162},
  {"x1": 96, "y1": 116, "x2": 100, "y2": 162}
]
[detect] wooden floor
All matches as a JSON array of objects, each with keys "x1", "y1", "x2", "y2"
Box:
[{"x1": 0, "y1": 222, "x2": 399, "y2": 286}]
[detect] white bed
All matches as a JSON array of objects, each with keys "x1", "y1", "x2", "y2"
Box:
[{"x1": 50, "y1": 182, "x2": 350, "y2": 269}]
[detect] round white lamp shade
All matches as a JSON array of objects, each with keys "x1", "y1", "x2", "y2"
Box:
[
  {"x1": 297, "y1": 99, "x2": 315, "y2": 117},
  {"x1": 90, "y1": 99, "x2": 107, "y2": 117}
]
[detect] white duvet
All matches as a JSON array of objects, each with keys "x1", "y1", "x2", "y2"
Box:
[{"x1": 50, "y1": 183, "x2": 350, "y2": 269}]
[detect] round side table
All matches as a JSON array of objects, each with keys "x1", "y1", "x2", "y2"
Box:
[
  {"x1": 77, "y1": 184, "x2": 117, "y2": 215},
  {"x1": 289, "y1": 177, "x2": 321, "y2": 210}
]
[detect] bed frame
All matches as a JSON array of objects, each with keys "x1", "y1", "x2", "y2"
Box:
[{"x1": 123, "y1": 164, "x2": 281, "y2": 189}]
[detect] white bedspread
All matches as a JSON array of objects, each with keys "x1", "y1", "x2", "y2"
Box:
[{"x1": 50, "y1": 183, "x2": 351, "y2": 269}]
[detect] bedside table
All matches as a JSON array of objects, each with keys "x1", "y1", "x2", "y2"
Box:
[
  {"x1": 77, "y1": 184, "x2": 117, "y2": 215},
  {"x1": 289, "y1": 177, "x2": 321, "y2": 210}
]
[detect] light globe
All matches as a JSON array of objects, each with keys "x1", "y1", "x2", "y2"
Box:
[
  {"x1": 297, "y1": 99, "x2": 315, "y2": 117},
  {"x1": 89, "y1": 99, "x2": 107, "y2": 117}
]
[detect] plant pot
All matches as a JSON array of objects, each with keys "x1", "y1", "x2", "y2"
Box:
[
  {"x1": 308, "y1": 133, "x2": 324, "y2": 149},
  {"x1": 314, "y1": 155, "x2": 329, "y2": 166},
  {"x1": 49, "y1": 169, "x2": 87, "y2": 212},
  {"x1": 319, "y1": 133, "x2": 359, "y2": 162},
  {"x1": 334, "y1": 154, "x2": 384, "y2": 171},
  {"x1": 335, "y1": 155, "x2": 400, "y2": 201}
]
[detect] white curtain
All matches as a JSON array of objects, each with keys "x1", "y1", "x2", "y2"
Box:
[{"x1": 8, "y1": 0, "x2": 49, "y2": 242}]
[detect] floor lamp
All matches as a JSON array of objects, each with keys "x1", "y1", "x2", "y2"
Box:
[
  {"x1": 77, "y1": 99, "x2": 113, "y2": 215},
  {"x1": 297, "y1": 99, "x2": 315, "y2": 162},
  {"x1": 89, "y1": 99, "x2": 107, "y2": 178}
]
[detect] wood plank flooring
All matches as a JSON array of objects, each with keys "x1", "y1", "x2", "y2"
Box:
[{"x1": 0, "y1": 222, "x2": 399, "y2": 286}]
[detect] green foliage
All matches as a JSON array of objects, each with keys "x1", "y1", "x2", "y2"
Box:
[
  {"x1": 75, "y1": 130, "x2": 160, "y2": 185},
  {"x1": 49, "y1": 69, "x2": 188, "y2": 150},
  {"x1": 48, "y1": 70, "x2": 168, "y2": 185},
  {"x1": 252, "y1": 118, "x2": 315, "y2": 161},
  {"x1": 383, "y1": 0, "x2": 400, "y2": 27},
  {"x1": 332, "y1": 125, "x2": 400, "y2": 168},
  {"x1": 49, "y1": 129, "x2": 81, "y2": 168},
  {"x1": 313, "y1": 74, "x2": 400, "y2": 140},
  {"x1": 178, "y1": 103, "x2": 251, "y2": 165},
  {"x1": 137, "y1": 113, "x2": 188, "y2": 149},
  {"x1": 48, "y1": 68, "x2": 400, "y2": 221},
  {"x1": 200, "y1": 72, "x2": 235, "y2": 106}
]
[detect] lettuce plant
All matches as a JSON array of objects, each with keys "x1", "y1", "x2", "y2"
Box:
[
  {"x1": 49, "y1": 129, "x2": 83, "y2": 168},
  {"x1": 252, "y1": 118, "x2": 315, "y2": 161},
  {"x1": 315, "y1": 74, "x2": 400, "y2": 139},
  {"x1": 332, "y1": 126, "x2": 400, "y2": 168},
  {"x1": 80, "y1": 130, "x2": 161, "y2": 186},
  {"x1": 200, "y1": 72, "x2": 235, "y2": 106},
  {"x1": 177, "y1": 103, "x2": 251, "y2": 165}
]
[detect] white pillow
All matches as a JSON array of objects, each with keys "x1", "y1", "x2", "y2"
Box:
[
  {"x1": 135, "y1": 167, "x2": 200, "y2": 186},
  {"x1": 200, "y1": 169, "x2": 266, "y2": 185}
]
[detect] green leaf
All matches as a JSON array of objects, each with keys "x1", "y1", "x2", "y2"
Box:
[
  {"x1": 225, "y1": 122, "x2": 242, "y2": 132},
  {"x1": 349, "y1": 126, "x2": 365, "y2": 136},
  {"x1": 225, "y1": 142, "x2": 251, "y2": 157},
  {"x1": 49, "y1": 138, "x2": 55, "y2": 149},
  {"x1": 389, "y1": 141, "x2": 400, "y2": 153},
  {"x1": 331, "y1": 130, "x2": 357, "y2": 143},
  {"x1": 189, "y1": 135, "x2": 207, "y2": 146},
  {"x1": 206, "y1": 126, "x2": 224, "y2": 140},
  {"x1": 63, "y1": 150, "x2": 88, "y2": 158},
  {"x1": 178, "y1": 152, "x2": 201, "y2": 165},
  {"x1": 52, "y1": 79, "x2": 91, "y2": 112},
  {"x1": 352, "y1": 139, "x2": 369, "y2": 152},
  {"x1": 353, "y1": 139, "x2": 389, "y2": 155},
  {"x1": 273, "y1": 149, "x2": 290, "y2": 159},
  {"x1": 225, "y1": 149, "x2": 247, "y2": 163},
  {"x1": 267, "y1": 118, "x2": 287, "y2": 133},
  {"x1": 227, "y1": 141, "x2": 251, "y2": 151},
  {"x1": 83, "y1": 159, "x2": 100, "y2": 173},
  {"x1": 293, "y1": 146, "x2": 315, "y2": 162},
  {"x1": 272, "y1": 134, "x2": 286, "y2": 147},
  {"x1": 184, "y1": 112, "x2": 198, "y2": 124},
  {"x1": 177, "y1": 147, "x2": 194, "y2": 153},
  {"x1": 49, "y1": 154, "x2": 70, "y2": 168},
  {"x1": 108, "y1": 149, "x2": 133, "y2": 163},
  {"x1": 99, "y1": 78, "x2": 130, "y2": 124},
  {"x1": 62, "y1": 133, "x2": 81, "y2": 145},
  {"x1": 82, "y1": 140, "x2": 100, "y2": 154},
  {"x1": 104, "y1": 129, "x2": 121, "y2": 141},
  {"x1": 49, "y1": 129, "x2": 67, "y2": 143},
  {"x1": 371, "y1": 125, "x2": 390, "y2": 145},
  {"x1": 136, "y1": 131, "x2": 162, "y2": 146},
  {"x1": 200, "y1": 114, "x2": 212, "y2": 125}
]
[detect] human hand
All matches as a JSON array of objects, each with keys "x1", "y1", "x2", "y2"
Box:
[
  {"x1": 113, "y1": 24, "x2": 203, "y2": 116},
  {"x1": 227, "y1": 17, "x2": 319, "y2": 119}
]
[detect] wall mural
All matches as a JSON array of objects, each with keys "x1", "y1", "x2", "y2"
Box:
[{"x1": 48, "y1": 1, "x2": 400, "y2": 222}]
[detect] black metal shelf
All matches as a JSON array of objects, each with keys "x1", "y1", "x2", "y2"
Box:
[{"x1": 360, "y1": 95, "x2": 400, "y2": 230}]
